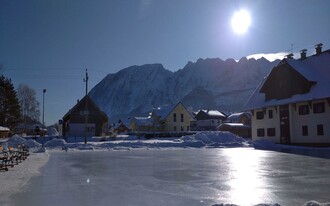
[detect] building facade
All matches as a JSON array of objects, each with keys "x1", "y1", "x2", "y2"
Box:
[{"x1": 244, "y1": 44, "x2": 330, "y2": 145}]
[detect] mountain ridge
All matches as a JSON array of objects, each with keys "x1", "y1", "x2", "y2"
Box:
[{"x1": 89, "y1": 57, "x2": 280, "y2": 122}]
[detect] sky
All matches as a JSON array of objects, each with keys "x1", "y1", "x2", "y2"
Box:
[{"x1": 1, "y1": 0, "x2": 330, "y2": 126}]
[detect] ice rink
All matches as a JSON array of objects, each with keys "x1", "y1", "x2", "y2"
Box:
[{"x1": 12, "y1": 148, "x2": 330, "y2": 206}]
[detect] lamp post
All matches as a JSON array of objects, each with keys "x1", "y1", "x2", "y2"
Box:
[
  {"x1": 42, "y1": 89, "x2": 46, "y2": 147},
  {"x1": 42, "y1": 89, "x2": 46, "y2": 127}
]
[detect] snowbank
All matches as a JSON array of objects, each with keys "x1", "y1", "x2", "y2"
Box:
[
  {"x1": 57, "y1": 131, "x2": 251, "y2": 151},
  {"x1": 3, "y1": 132, "x2": 330, "y2": 159},
  {"x1": 182, "y1": 131, "x2": 249, "y2": 148},
  {"x1": 44, "y1": 138, "x2": 66, "y2": 148},
  {"x1": 252, "y1": 139, "x2": 330, "y2": 159},
  {"x1": 3, "y1": 135, "x2": 42, "y2": 153},
  {"x1": 212, "y1": 201, "x2": 330, "y2": 206},
  {"x1": 1, "y1": 131, "x2": 251, "y2": 152}
]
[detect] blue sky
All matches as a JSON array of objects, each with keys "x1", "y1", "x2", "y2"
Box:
[{"x1": 1, "y1": 0, "x2": 330, "y2": 125}]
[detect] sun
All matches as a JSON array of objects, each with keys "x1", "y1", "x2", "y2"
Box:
[{"x1": 231, "y1": 9, "x2": 251, "y2": 34}]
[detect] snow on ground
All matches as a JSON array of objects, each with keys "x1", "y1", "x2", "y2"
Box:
[
  {"x1": 3, "y1": 131, "x2": 249, "y2": 152},
  {"x1": 2, "y1": 131, "x2": 330, "y2": 206},
  {"x1": 0, "y1": 152, "x2": 49, "y2": 205}
]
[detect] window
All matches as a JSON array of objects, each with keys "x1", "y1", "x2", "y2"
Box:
[
  {"x1": 299, "y1": 105, "x2": 309, "y2": 115},
  {"x1": 181, "y1": 113, "x2": 184, "y2": 122},
  {"x1": 317, "y1": 124, "x2": 324, "y2": 136},
  {"x1": 267, "y1": 128, "x2": 275, "y2": 136},
  {"x1": 173, "y1": 113, "x2": 177, "y2": 122},
  {"x1": 268, "y1": 110, "x2": 273, "y2": 119},
  {"x1": 173, "y1": 126, "x2": 177, "y2": 131},
  {"x1": 256, "y1": 111, "x2": 264, "y2": 120},
  {"x1": 181, "y1": 126, "x2": 184, "y2": 131},
  {"x1": 257, "y1": 128, "x2": 265, "y2": 137},
  {"x1": 313, "y1": 103, "x2": 325, "y2": 114},
  {"x1": 302, "y1": 125, "x2": 308, "y2": 136},
  {"x1": 187, "y1": 126, "x2": 190, "y2": 131}
]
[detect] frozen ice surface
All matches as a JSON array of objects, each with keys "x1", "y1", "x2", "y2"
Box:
[{"x1": 10, "y1": 148, "x2": 330, "y2": 206}]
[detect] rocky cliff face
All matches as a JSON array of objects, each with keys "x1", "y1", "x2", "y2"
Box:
[{"x1": 89, "y1": 57, "x2": 279, "y2": 122}]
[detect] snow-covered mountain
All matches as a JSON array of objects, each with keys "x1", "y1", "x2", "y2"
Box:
[{"x1": 89, "y1": 57, "x2": 280, "y2": 122}]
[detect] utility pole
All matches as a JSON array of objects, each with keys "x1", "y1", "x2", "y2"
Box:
[{"x1": 83, "y1": 69, "x2": 88, "y2": 144}]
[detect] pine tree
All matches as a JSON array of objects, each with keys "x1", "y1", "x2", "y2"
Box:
[{"x1": 0, "y1": 75, "x2": 21, "y2": 128}]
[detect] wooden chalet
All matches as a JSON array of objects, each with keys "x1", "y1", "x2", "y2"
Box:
[{"x1": 62, "y1": 95, "x2": 108, "y2": 137}]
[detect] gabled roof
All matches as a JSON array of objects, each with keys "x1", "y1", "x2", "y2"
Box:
[
  {"x1": 244, "y1": 50, "x2": 330, "y2": 110},
  {"x1": 196, "y1": 110, "x2": 226, "y2": 120},
  {"x1": 0, "y1": 126, "x2": 10, "y2": 131},
  {"x1": 153, "y1": 104, "x2": 176, "y2": 120},
  {"x1": 131, "y1": 117, "x2": 153, "y2": 127},
  {"x1": 63, "y1": 95, "x2": 108, "y2": 121},
  {"x1": 227, "y1": 112, "x2": 247, "y2": 119},
  {"x1": 202, "y1": 110, "x2": 226, "y2": 118},
  {"x1": 152, "y1": 102, "x2": 192, "y2": 120}
]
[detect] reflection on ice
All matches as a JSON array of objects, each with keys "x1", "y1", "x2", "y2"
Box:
[{"x1": 224, "y1": 149, "x2": 268, "y2": 205}]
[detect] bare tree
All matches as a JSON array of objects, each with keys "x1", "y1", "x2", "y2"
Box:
[{"x1": 17, "y1": 84, "x2": 40, "y2": 124}]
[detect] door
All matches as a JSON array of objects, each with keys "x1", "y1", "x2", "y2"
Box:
[{"x1": 279, "y1": 105, "x2": 291, "y2": 144}]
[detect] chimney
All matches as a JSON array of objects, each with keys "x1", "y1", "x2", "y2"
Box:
[
  {"x1": 300, "y1": 49, "x2": 307, "y2": 60},
  {"x1": 285, "y1": 53, "x2": 294, "y2": 59},
  {"x1": 315, "y1": 43, "x2": 323, "y2": 55}
]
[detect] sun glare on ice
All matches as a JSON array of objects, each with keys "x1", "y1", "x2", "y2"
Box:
[{"x1": 231, "y1": 9, "x2": 251, "y2": 34}]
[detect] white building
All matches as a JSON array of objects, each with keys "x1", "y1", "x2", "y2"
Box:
[
  {"x1": 244, "y1": 44, "x2": 330, "y2": 146},
  {"x1": 195, "y1": 110, "x2": 227, "y2": 131}
]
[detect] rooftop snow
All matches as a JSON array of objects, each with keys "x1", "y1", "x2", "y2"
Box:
[
  {"x1": 0, "y1": 126, "x2": 10, "y2": 131},
  {"x1": 132, "y1": 117, "x2": 154, "y2": 126},
  {"x1": 202, "y1": 110, "x2": 226, "y2": 117},
  {"x1": 244, "y1": 51, "x2": 330, "y2": 110}
]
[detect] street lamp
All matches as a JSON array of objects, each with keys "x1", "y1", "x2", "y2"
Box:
[
  {"x1": 42, "y1": 89, "x2": 46, "y2": 127},
  {"x1": 42, "y1": 89, "x2": 46, "y2": 147}
]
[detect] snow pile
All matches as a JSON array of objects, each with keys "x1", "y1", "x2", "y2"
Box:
[
  {"x1": 42, "y1": 131, "x2": 251, "y2": 151},
  {"x1": 44, "y1": 138, "x2": 66, "y2": 148},
  {"x1": 24, "y1": 139, "x2": 42, "y2": 148},
  {"x1": 302, "y1": 201, "x2": 330, "y2": 206},
  {"x1": 183, "y1": 131, "x2": 249, "y2": 148},
  {"x1": 6, "y1": 135, "x2": 27, "y2": 146},
  {"x1": 4, "y1": 135, "x2": 42, "y2": 153},
  {"x1": 211, "y1": 201, "x2": 330, "y2": 206},
  {"x1": 47, "y1": 127, "x2": 59, "y2": 136}
]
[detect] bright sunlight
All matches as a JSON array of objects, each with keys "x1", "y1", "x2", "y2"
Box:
[{"x1": 231, "y1": 9, "x2": 251, "y2": 34}]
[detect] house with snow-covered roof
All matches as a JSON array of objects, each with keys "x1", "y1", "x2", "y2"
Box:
[
  {"x1": 244, "y1": 44, "x2": 330, "y2": 145},
  {"x1": 151, "y1": 102, "x2": 193, "y2": 132},
  {"x1": 195, "y1": 110, "x2": 227, "y2": 131},
  {"x1": 225, "y1": 112, "x2": 251, "y2": 125},
  {"x1": 62, "y1": 95, "x2": 108, "y2": 137},
  {"x1": 217, "y1": 112, "x2": 251, "y2": 138},
  {"x1": 0, "y1": 126, "x2": 10, "y2": 138},
  {"x1": 113, "y1": 120, "x2": 130, "y2": 134},
  {"x1": 129, "y1": 117, "x2": 154, "y2": 132}
]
